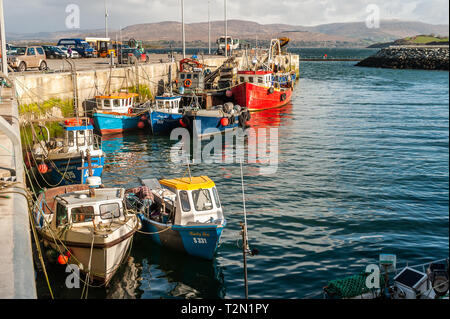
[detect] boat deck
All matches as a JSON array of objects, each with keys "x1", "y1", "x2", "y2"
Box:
[{"x1": 58, "y1": 188, "x2": 124, "y2": 205}]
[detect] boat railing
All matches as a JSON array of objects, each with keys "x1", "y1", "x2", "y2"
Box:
[{"x1": 391, "y1": 258, "x2": 449, "y2": 276}]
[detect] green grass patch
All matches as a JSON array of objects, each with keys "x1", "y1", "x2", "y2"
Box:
[
  {"x1": 403, "y1": 35, "x2": 449, "y2": 44},
  {"x1": 128, "y1": 85, "x2": 153, "y2": 102},
  {"x1": 19, "y1": 98, "x2": 75, "y2": 118},
  {"x1": 19, "y1": 98, "x2": 74, "y2": 150}
]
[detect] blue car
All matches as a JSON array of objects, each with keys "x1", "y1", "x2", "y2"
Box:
[{"x1": 57, "y1": 39, "x2": 94, "y2": 58}]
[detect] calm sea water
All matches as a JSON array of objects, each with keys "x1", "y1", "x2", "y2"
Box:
[{"x1": 36, "y1": 49, "x2": 449, "y2": 299}]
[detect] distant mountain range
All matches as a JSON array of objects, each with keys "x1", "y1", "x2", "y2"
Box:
[{"x1": 7, "y1": 19, "x2": 449, "y2": 48}]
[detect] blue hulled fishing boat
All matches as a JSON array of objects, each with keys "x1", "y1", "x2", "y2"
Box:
[
  {"x1": 92, "y1": 93, "x2": 150, "y2": 135},
  {"x1": 126, "y1": 176, "x2": 226, "y2": 260},
  {"x1": 28, "y1": 118, "x2": 104, "y2": 187},
  {"x1": 179, "y1": 102, "x2": 251, "y2": 138},
  {"x1": 149, "y1": 94, "x2": 183, "y2": 135}
]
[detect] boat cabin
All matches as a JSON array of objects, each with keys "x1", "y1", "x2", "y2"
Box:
[
  {"x1": 52, "y1": 188, "x2": 126, "y2": 229},
  {"x1": 62, "y1": 120, "x2": 101, "y2": 154},
  {"x1": 143, "y1": 176, "x2": 224, "y2": 226},
  {"x1": 95, "y1": 93, "x2": 139, "y2": 114},
  {"x1": 155, "y1": 94, "x2": 182, "y2": 112},
  {"x1": 178, "y1": 71, "x2": 205, "y2": 92},
  {"x1": 238, "y1": 71, "x2": 273, "y2": 87}
]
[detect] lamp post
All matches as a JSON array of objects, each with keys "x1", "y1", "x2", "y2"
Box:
[
  {"x1": 0, "y1": 0, "x2": 8, "y2": 76},
  {"x1": 104, "y1": 0, "x2": 109, "y2": 38}
]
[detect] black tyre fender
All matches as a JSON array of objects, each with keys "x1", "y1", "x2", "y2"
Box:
[
  {"x1": 238, "y1": 113, "x2": 246, "y2": 128},
  {"x1": 280, "y1": 93, "x2": 287, "y2": 102},
  {"x1": 181, "y1": 115, "x2": 191, "y2": 128},
  {"x1": 268, "y1": 87, "x2": 274, "y2": 94}
]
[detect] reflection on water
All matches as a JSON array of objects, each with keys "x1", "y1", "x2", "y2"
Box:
[{"x1": 36, "y1": 57, "x2": 449, "y2": 299}]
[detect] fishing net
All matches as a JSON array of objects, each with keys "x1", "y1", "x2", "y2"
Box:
[{"x1": 325, "y1": 272, "x2": 385, "y2": 299}]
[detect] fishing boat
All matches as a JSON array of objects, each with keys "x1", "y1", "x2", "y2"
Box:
[
  {"x1": 32, "y1": 177, "x2": 141, "y2": 285},
  {"x1": 179, "y1": 101, "x2": 251, "y2": 138},
  {"x1": 126, "y1": 176, "x2": 226, "y2": 260},
  {"x1": 231, "y1": 38, "x2": 296, "y2": 111},
  {"x1": 28, "y1": 118, "x2": 104, "y2": 187},
  {"x1": 324, "y1": 254, "x2": 449, "y2": 299},
  {"x1": 231, "y1": 70, "x2": 295, "y2": 111},
  {"x1": 92, "y1": 92, "x2": 150, "y2": 135},
  {"x1": 149, "y1": 93, "x2": 183, "y2": 135}
]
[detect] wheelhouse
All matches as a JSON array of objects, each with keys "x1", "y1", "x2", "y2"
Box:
[
  {"x1": 178, "y1": 71, "x2": 205, "y2": 92},
  {"x1": 95, "y1": 93, "x2": 138, "y2": 114},
  {"x1": 238, "y1": 71, "x2": 273, "y2": 86},
  {"x1": 52, "y1": 188, "x2": 126, "y2": 228},
  {"x1": 63, "y1": 121, "x2": 101, "y2": 153},
  {"x1": 155, "y1": 95, "x2": 182, "y2": 110},
  {"x1": 158, "y1": 176, "x2": 224, "y2": 226}
]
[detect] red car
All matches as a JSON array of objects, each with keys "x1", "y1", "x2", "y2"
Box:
[{"x1": 118, "y1": 48, "x2": 149, "y2": 64}]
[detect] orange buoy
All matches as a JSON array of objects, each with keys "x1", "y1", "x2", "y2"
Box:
[
  {"x1": 141, "y1": 115, "x2": 148, "y2": 121},
  {"x1": 38, "y1": 163, "x2": 48, "y2": 174},
  {"x1": 226, "y1": 90, "x2": 233, "y2": 98},
  {"x1": 220, "y1": 118, "x2": 229, "y2": 127},
  {"x1": 138, "y1": 121, "x2": 145, "y2": 129},
  {"x1": 57, "y1": 254, "x2": 68, "y2": 265},
  {"x1": 65, "y1": 118, "x2": 83, "y2": 126}
]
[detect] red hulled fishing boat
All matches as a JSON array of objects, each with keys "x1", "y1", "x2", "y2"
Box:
[{"x1": 231, "y1": 70, "x2": 295, "y2": 111}]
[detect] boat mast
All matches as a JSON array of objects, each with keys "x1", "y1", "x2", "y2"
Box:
[
  {"x1": 240, "y1": 161, "x2": 249, "y2": 299},
  {"x1": 208, "y1": 0, "x2": 211, "y2": 55},
  {"x1": 224, "y1": 0, "x2": 228, "y2": 58},
  {"x1": 181, "y1": 0, "x2": 186, "y2": 59}
]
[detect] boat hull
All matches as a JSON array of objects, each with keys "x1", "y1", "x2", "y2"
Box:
[
  {"x1": 43, "y1": 233, "x2": 134, "y2": 284},
  {"x1": 139, "y1": 216, "x2": 225, "y2": 260},
  {"x1": 149, "y1": 110, "x2": 183, "y2": 135},
  {"x1": 93, "y1": 112, "x2": 148, "y2": 135},
  {"x1": 42, "y1": 155, "x2": 104, "y2": 186},
  {"x1": 182, "y1": 114, "x2": 242, "y2": 138},
  {"x1": 231, "y1": 82, "x2": 293, "y2": 111}
]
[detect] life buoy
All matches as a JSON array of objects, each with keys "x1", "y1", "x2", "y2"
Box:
[
  {"x1": 184, "y1": 79, "x2": 192, "y2": 88},
  {"x1": 128, "y1": 107, "x2": 133, "y2": 114}
]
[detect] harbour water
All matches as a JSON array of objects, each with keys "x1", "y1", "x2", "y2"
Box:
[{"x1": 35, "y1": 49, "x2": 449, "y2": 299}]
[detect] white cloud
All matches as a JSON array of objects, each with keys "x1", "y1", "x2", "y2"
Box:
[{"x1": 4, "y1": 0, "x2": 449, "y2": 33}]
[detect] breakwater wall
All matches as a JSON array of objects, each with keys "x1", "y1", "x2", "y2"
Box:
[{"x1": 356, "y1": 45, "x2": 449, "y2": 70}]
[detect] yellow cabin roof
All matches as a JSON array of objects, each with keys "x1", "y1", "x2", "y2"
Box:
[
  {"x1": 159, "y1": 176, "x2": 216, "y2": 191},
  {"x1": 95, "y1": 93, "x2": 139, "y2": 100}
]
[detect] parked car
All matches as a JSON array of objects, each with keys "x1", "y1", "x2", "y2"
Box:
[
  {"x1": 7, "y1": 46, "x2": 48, "y2": 72},
  {"x1": 118, "y1": 48, "x2": 149, "y2": 64},
  {"x1": 6, "y1": 43, "x2": 18, "y2": 55},
  {"x1": 57, "y1": 38, "x2": 94, "y2": 58},
  {"x1": 58, "y1": 46, "x2": 80, "y2": 59},
  {"x1": 42, "y1": 45, "x2": 66, "y2": 59}
]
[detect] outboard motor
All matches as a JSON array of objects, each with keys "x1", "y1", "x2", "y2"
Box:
[
  {"x1": 223, "y1": 102, "x2": 234, "y2": 114},
  {"x1": 427, "y1": 260, "x2": 449, "y2": 297}
]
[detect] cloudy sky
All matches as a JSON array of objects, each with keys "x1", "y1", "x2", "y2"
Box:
[{"x1": 4, "y1": 0, "x2": 449, "y2": 33}]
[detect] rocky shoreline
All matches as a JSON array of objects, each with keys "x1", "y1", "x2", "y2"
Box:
[{"x1": 356, "y1": 46, "x2": 449, "y2": 70}]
